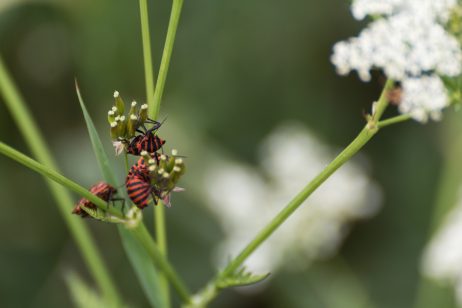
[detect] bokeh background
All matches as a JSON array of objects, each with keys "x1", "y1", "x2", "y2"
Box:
[{"x1": 0, "y1": 0, "x2": 461, "y2": 307}]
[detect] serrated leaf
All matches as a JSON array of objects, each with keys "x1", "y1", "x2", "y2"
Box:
[
  {"x1": 76, "y1": 82, "x2": 164, "y2": 308},
  {"x1": 217, "y1": 268, "x2": 270, "y2": 289},
  {"x1": 66, "y1": 271, "x2": 108, "y2": 308}
]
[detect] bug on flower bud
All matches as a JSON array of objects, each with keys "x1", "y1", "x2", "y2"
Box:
[
  {"x1": 125, "y1": 122, "x2": 166, "y2": 156},
  {"x1": 126, "y1": 156, "x2": 161, "y2": 208}
]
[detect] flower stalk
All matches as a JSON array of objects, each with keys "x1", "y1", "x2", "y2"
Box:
[
  {"x1": 140, "y1": 0, "x2": 184, "y2": 305},
  {"x1": 190, "y1": 79, "x2": 395, "y2": 307}
]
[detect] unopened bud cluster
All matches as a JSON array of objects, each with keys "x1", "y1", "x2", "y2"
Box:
[
  {"x1": 108, "y1": 91, "x2": 149, "y2": 140},
  {"x1": 141, "y1": 149, "x2": 185, "y2": 200}
]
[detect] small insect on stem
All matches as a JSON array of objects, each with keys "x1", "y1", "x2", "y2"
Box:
[{"x1": 73, "y1": 182, "x2": 124, "y2": 217}]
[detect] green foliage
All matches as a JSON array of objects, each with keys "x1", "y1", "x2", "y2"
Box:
[{"x1": 217, "y1": 267, "x2": 270, "y2": 289}]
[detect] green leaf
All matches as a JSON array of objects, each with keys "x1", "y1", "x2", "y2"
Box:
[
  {"x1": 75, "y1": 81, "x2": 118, "y2": 186},
  {"x1": 217, "y1": 267, "x2": 270, "y2": 289},
  {"x1": 76, "y1": 82, "x2": 165, "y2": 308},
  {"x1": 66, "y1": 271, "x2": 109, "y2": 308}
]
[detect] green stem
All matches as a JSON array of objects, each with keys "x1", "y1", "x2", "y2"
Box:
[
  {"x1": 139, "y1": 0, "x2": 171, "y2": 304},
  {"x1": 377, "y1": 114, "x2": 412, "y2": 128},
  {"x1": 151, "y1": 0, "x2": 184, "y2": 119},
  {"x1": 221, "y1": 80, "x2": 394, "y2": 277},
  {"x1": 191, "y1": 80, "x2": 394, "y2": 307},
  {"x1": 155, "y1": 202, "x2": 169, "y2": 306},
  {"x1": 0, "y1": 57, "x2": 122, "y2": 306},
  {"x1": 146, "y1": 0, "x2": 184, "y2": 305},
  {"x1": 0, "y1": 142, "x2": 124, "y2": 219},
  {"x1": 132, "y1": 223, "x2": 192, "y2": 304},
  {"x1": 221, "y1": 125, "x2": 377, "y2": 276},
  {"x1": 139, "y1": 0, "x2": 156, "y2": 108},
  {"x1": 372, "y1": 79, "x2": 394, "y2": 122}
]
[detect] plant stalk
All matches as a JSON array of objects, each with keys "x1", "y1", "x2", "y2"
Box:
[
  {"x1": 221, "y1": 78, "x2": 393, "y2": 277},
  {"x1": 139, "y1": 0, "x2": 171, "y2": 304},
  {"x1": 377, "y1": 114, "x2": 411, "y2": 128},
  {"x1": 0, "y1": 142, "x2": 124, "y2": 218},
  {"x1": 143, "y1": 0, "x2": 184, "y2": 305},
  {"x1": 132, "y1": 223, "x2": 192, "y2": 304},
  {"x1": 190, "y1": 79, "x2": 394, "y2": 307},
  {"x1": 139, "y1": 0, "x2": 156, "y2": 108},
  {"x1": 151, "y1": 0, "x2": 184, "y2": 118}
]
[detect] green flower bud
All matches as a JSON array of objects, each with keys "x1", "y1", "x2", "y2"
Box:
[
  {"x1": 110, "y1": 122, "x2": 118, "y2": 140},
  {"x1": 174, "y1": 158, "x2": 185, "y2": 175},
  {"x1": 127, "y1": 114, "x2": 138, "y2": 138},
  {"x1": 108, "y1": 110, "x2": 116, "y2": 124},
  {"x1": 129, "y1": 101, "x2": 138, "y2": 117},
  {"x1": 139, "y1": 104, "x2": 148, "y2": 123},
  {"x1": 114, "y1": 91, "x2": 125, "y2": 115},
  {"x1": 117, "y1": 115, "x2": 127, "y2": 137}
]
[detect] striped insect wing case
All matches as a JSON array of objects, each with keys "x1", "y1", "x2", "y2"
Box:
[
  {"x1": 126, "y1": 157, "x2": 153, "y2": 208},
  {"x1": 126, "y1": 131, "x2": 166, "y2": 156},
  {"x1": 73, "y1": 182, "x2": 116, "y2": 217}
]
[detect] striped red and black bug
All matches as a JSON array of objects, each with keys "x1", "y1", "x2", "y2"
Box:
[
  {"x1": 125, "y1": 119, "x2": 166, "y2": 156},
  {"x1": 126, "y1": 157, "x2": 162, "y2": 208},
  {"x1": 126, "y1": 131, "x2": 166, "y2": 156},
  {"x1": 73, "y1": 182, "x2": 122, "y2": 217}
]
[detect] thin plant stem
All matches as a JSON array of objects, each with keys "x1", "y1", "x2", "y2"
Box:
[
  {"x1": 377, "y1": 114, "x2": 412, "y2": 128},
  {"x1": 0, "y1": 57, "x2": 122, "y2": 306},
  {"x1": 155, "y1": 203, "x2": 169, "y2": 301},
  {"x1": 221, "y1": 126, "x2": 377, "y2": 276},
  {"x1": 139, "y1": 0, "x2": 156, "y2": 108},
  {"x1": 151, "y1": 0, "x2": 184, "y2": 118},
  {"x1": 139, "y1": 0, "x2": 171, "y2": 304},
  {"x1": 221, "y1": 78, "x2": 393, "y2": 277},
  {"x1": 145, "y1": 0, "x2": 184, "y2": 305},
  {"x1": 132, "y1": 223, "x2": 192, "y2": 304},
  {"x1": 190, "y1": 79, "x2": 395, "y2": 307},
  {"x1": 0, "y1": 142, "x2": 124, "y2": 218}
]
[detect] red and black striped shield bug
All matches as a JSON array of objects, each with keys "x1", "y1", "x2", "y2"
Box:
[
  {"x1": 73, "y1": 181, "x2": 124, "y2": 217},
  {"x1": 126, "y1": 152, "x2": 185, "y2": 209},
  {"x1": 125, "y1": 118, "x2": 166, "y2": 156},
  {"x1": 126, "y1": 156, "x2": 162, "y2": 208}
]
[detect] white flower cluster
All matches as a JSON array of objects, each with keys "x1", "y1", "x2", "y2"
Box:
[
  {"x1": 422, "y1": 189, "x2": 462, "y2": 306},
  {"x1": 202, "y1": 123, "x2": 382, "y2": 274},
  {"x1": 331, "y1": 0, "x2": 462, "y2": 122}
]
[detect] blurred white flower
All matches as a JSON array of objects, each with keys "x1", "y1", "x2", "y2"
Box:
[
  {"x1": 331, "y1": 0, "x2": 462, "y2": 122},
  {"x1": 399, "y1": 76, "x2": 448, "y2": 122},
  {"x1": 202, "y1": 123, "x2": 382, "y2": 274},
  {"x1": 422, "y1": 189, "x2": 462, "y2": 307}
]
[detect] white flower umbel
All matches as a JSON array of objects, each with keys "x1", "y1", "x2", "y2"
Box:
[
  {"x1": 399, "y1": 76, "x2": 449, "y2": 122},
  {"x1": 422, "y1": 189, "x2": 462, "y2": 292},
  {"x1": 331, "y1": 0, "x2": 462, "y2": 122},
  {"x1": 202, "y1": 123, "x2": 382, "y2": 275}
]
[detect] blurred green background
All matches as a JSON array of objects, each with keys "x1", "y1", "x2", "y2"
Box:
[{"x1": 0, "y1": 0, "x2": 459, "y2": 307}]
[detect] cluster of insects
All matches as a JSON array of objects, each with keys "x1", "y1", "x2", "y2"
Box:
[{"x1": 73, "y1": 92, "x2": 185, "y2": 218}]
